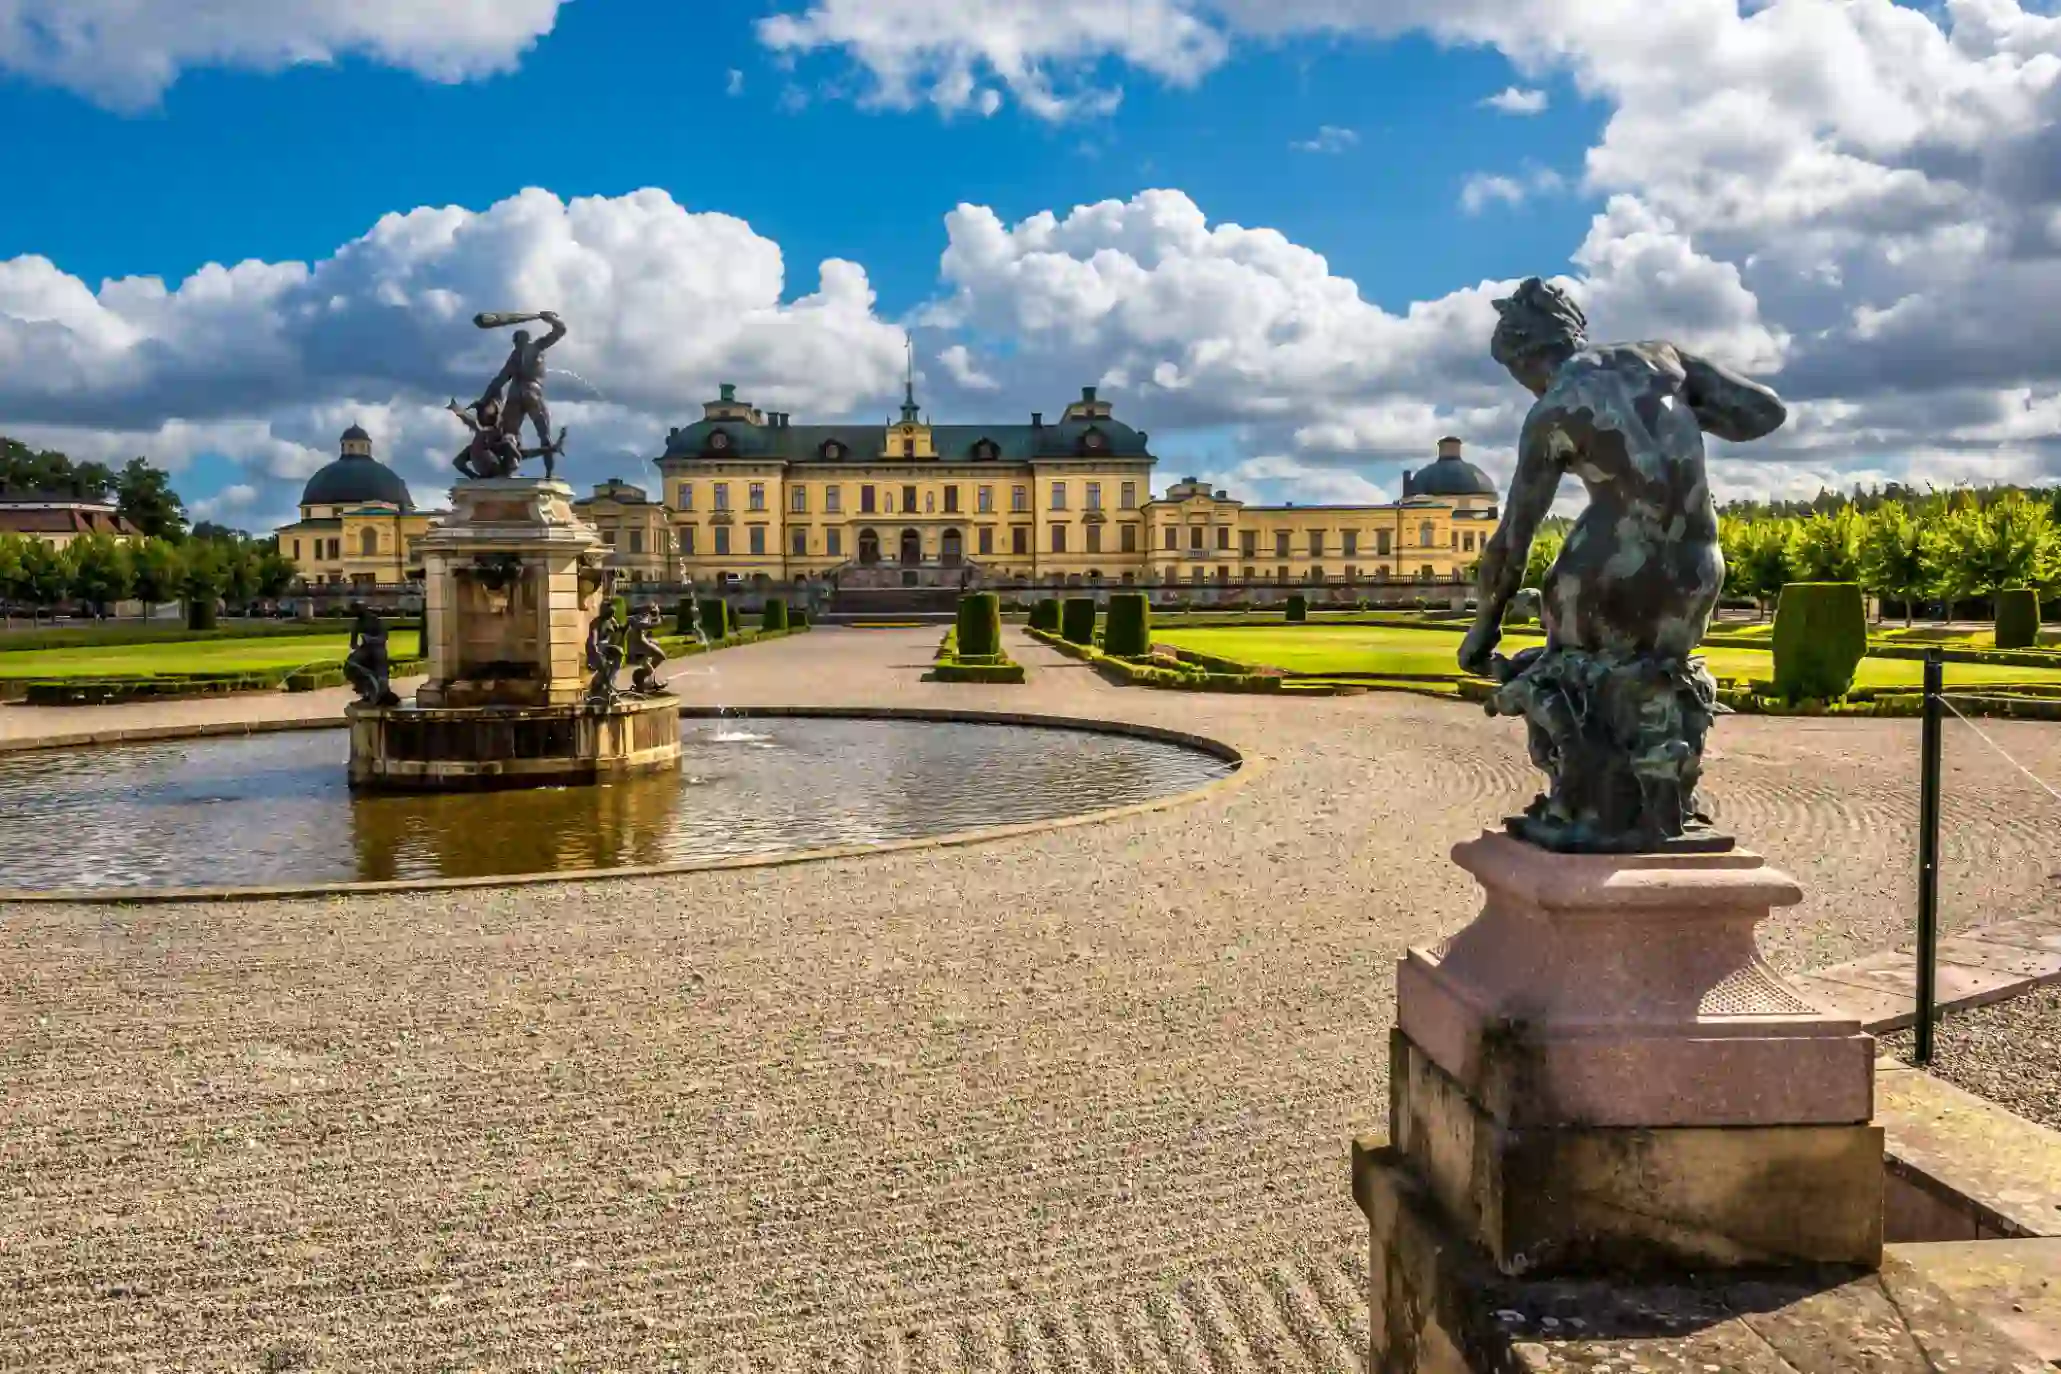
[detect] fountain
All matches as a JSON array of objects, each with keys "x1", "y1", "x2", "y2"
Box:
[{"x1": 346, "y1": 310, "x2": 684, "y2": 790}]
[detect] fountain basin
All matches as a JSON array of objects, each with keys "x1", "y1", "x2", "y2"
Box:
[
  {"x1": 0, "y1": 709, "x2": 1239, "y2": 898},
  {"x1": 347, "y1": 695, "x2": 682, "y2": 790}
]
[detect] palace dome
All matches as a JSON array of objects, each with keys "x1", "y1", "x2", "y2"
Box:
[
  {"x1": 300, "y1": 426, "x2": 416, "y2": 511},
  {"x1": 1403, "y1": 438, "x2": 1496, "y2": 499}
]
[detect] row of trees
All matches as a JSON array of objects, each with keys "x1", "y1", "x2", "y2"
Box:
[
  {"x1": 0, "y1": 532, "x2": 297, "y2": 622},
  {"x1": 1520, "y1": 490, "x2": 2060, "y2": 624}
]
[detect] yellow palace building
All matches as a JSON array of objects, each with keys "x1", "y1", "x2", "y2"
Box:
[{"x1": 654, "y1": 381, "x2": 1498, "y2": 590}]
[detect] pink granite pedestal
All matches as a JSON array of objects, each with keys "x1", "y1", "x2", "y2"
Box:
[{"x1": 1377, "y1": 830, "x2": 1885, "y2": 1280}]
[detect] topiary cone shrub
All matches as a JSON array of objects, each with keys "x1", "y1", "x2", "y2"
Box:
[
  {"x1": 1029, "y1": 597, "x2": 1061, "y2": 632},
  {"x1": 1996, "y1": 587, "x2": 2041, "y2": 650},
  {"x1": 674, "y1": 598, "x2": 697, "y2": 637},
  {"x1": 1773, "y1": 581, "x2": 1867, "y2": 702},
  {"x1": 697, "y1": 598, "x2": 731, "y2": 640},
  {"x1": 186, "y1": 598, "x2": 217, "y2": 632},
  {"x1": 1285, "y1": 594, "x2": 1308, "y2": 622},
  {"x1": 761, "y1": 597, "x2": 789, "y2": 632},
  {"x1": 955, "y1": 592, "x2": 1002, "y2": 658},
  {"x1": 1104, "y1": 592, "x2": 1152, "y2": 658},
  {"x1": 1061, "y1": 597, "x2": 1097, "y2": 645}
]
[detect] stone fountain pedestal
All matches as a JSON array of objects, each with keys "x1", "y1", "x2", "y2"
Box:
[{"x1": 347, "y1": 478, "x2": 682, "y2": 791}]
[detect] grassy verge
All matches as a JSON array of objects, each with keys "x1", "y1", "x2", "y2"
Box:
[
  {"x1": 926, "y1": 628, "x2": 1026, "y2": 684},
  {"x1": 0, "y1": 618, "x2": 420, "y2": 652}
]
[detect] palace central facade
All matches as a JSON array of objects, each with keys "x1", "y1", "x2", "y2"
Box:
[{"x1": 655, "y1": 382, "x2": 1500, "y2": 587}]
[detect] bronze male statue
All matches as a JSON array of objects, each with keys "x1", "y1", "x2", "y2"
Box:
[
  {"x1": 343, "y1": 604, "x2": 401, "y2": 707},
  {"x1": 1459, "y1": 277, "x2": 1787, "y2": 851},
  {"x1": 585, "y1": 600, "x2": 625, "y2": 704},
  {"x1": 474, "y1": 310, "x2": 566, "y2": 456},
  {"x1": 625, "y1": 603, "x2": 670, "y2": 696}
]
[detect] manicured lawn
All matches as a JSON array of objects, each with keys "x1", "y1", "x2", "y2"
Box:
[
  {"x1": 1152, "y1": 625, "x2": 2061, "y2": 691},
  {"x1": 0, "y1": 634, "x2": 374, "y2": 680}
]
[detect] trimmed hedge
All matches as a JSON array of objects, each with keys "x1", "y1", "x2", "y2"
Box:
[
  {"x1": 675, "y1": 597, "x2": 697, "y2": 637},
  {"x1": 791, "y1": 608, "x2": 809, "y2": 628},
  {"x1": 1104, "y1": 592, "x2": 1151, "y2": 658},
  {"x1": 1061, "y1": 597, "x2": 1097, "y2": 645},
  {"x1": 928, "y1": 621, "x2": 1025, "y2": 683},
  {"x1": 697, "y1": 598, "x2": 732, "y2": 640},
  {"x1": 186, "y1": 600, "x2": 218, "y2": 632},
  {"x1": 761, "y1": 597, "x2": 790, "y2": 632},
  {"x1": 22, "y1": 654, "x2": 428, "y2": 704},
  {"x1": 956, "y1": 592, "x2": 1002, "y2": 658},
  {"x1": 1029, "y1": 598, "x2": 1062, "y2": 632},
  {"x1": 1773, "y1": 582, "x2": 1867, "y2": 701},
  {"x1": 1285, "y1": 594, "x2": 1308, "y2": 623},
  {"x1": 1997, "y1": 588, "x2": 2042, "y2": 650}
]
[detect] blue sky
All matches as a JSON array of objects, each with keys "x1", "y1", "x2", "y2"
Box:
[{"x1": 2, "y1": 0, "x2": 2056, "y2": 530}]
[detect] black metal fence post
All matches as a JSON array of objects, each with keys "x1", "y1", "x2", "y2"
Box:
[{"x1": 1915, "y1": 648, "x2": 1944, "y2": 1064}]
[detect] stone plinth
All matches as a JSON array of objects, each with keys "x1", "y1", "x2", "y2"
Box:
[
  {"x1": 348, "y1": 477, "x2": 682, "y2": 791},
  {"x1": 1383, "y1": 830, "x2": 1884, "y2": 1280}
]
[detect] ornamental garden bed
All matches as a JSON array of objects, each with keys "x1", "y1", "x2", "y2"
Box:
[{"x1": 926, "y1": 625, "x2": 1025, "y2": 685}]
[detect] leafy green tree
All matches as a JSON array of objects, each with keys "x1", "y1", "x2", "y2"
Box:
[
  {"x1": 1926, "y1": 491, "x2": 2059, "y2": 607},
  {"x1": 67, "y1": 534, "x2": 133, "y2": 614},
  {"x1": 1857, "y1": 503, "x2": 1934, "y2": 628},
  {"x1": 17, "y1": 538, "x2": 72, "y2": 617},
  {"x1": 1732, "y1": 518, "x2": 1797, "y2": 617},
  {"x1": 1521, "y1": 528, "x2": 1565, "y2": 591},
  {"x1": 179, "y1": 538, "x2": 227, "y2": 609},
  {"x1": 252, "y1": 544, "x2": 298, "y2": 600},
  {"x1": 128, "y1": 537, "x2": 185, "y2": 616},
  {"x1": 0, "y1": 437, "x2": 114, "y2": 498},
  {"x1": 220, "y1": 542, "x2": 261, "y2": 612},
  {"x1": 1788, "y1": 508, "x2": 1862, "y2": 583},
  {"x1": 0, "y1": 535, "x2": 26, "y2": 625},
  {"x1": 114, "y1": 456, "x2": 188, "y2": 540}
]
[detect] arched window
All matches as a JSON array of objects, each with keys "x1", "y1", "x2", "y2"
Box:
[
  {"x1": 360, "y1": 528, "x2": 379, "y2": 556},
  {"x1": 1419, "y1": 521, "x2": 1436, "y2": 547},
  {"x1": 858, "y1": 528, "x2": 881, "y2": 565}
]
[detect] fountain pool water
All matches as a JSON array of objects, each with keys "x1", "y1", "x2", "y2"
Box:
[{"x1": 0, "y1": 716, "x2": 1233, "y2": 894}]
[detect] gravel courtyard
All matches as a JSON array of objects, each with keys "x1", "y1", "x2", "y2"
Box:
[{"x1": 3, "y1": 625, "x2": 2058, "y2": 1371}]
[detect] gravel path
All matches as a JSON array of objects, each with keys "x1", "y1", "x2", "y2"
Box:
[
  {"x1": 1880, "y1": 987, "x2": 2061, "y2": 1130},
  {"x1": 2, "y1": 625, "x2": 2058, "y2": 1371}
]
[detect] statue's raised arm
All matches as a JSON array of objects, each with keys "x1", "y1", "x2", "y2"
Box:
[{"x1": 534, "y1": 310, "x2": 567, "y2": 352}]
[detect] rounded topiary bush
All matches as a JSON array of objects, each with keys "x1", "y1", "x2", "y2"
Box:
[
  {"x1": 1061, "y1": 597, "x2": 1097, "y2": 646},
  {"x1": 1285, "y1": 594, "x2": 1308, "y2": 622},
  {"x1": 1104, "y1": 592, "x2": 1152, "y2": 658},
  {"x1": 674, "y1": 597, "x2": 697, "y2": 637},
  {"x1": 1029, "y1": 597, "x2": 1061, "y2": 632},
  {"x1": 697, "y1": 598, "x2": 731, "y2": 640},
  {"x1": 761, "y1": 597, "x2": 789, "y2": 632},
  {"x1": 186, "y1": 599, "x2": 218, "y2": 632},
  {"x1": 1773, "y1": 581, "x2": 1867, "y2": 702},
  {"x1": 955, "y1": 592, "x2": 1002, "y2": 658},
  {"x1": 1996, "y1": 587, "x2": 2041, "y2": 650}
]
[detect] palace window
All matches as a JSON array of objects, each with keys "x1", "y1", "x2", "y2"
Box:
[
  {"x1": 1216, "y1": 526, "x2": 1230, "y2": 551},
  {"x1": 1343, "y1": 531, "x2": 1358, "y2": 557},
  {"x1": 944, "y1": 486, "x2": 960, "y2": 514},
  {"x1": 714, "y1": 527, "x2": 731, "y2": 556},
  {"x1": 749, "y1": 483, "x2": 765, "y2": 512},
  {"x1": 1377, "y1": 529, "x2": 1392, "y2": 555},
  {"x1": 1164, "y1": 527, "x2": 1177, "y2": 551},
  {"x1": 749, "y1": 527, "x2": 766, "y2": 556},
  {"x1": 1086, "y1": 481, "x2": 1102, "y2": 511},
  {"x1": 713, "y1": 483, "x2": 731, "y2": 512},
  {"x1": 1121, "y1": 524, "x2": 1136, "y2": 553},
  {"x1": 292, "y1": 539, "x2": 301, "y2": 560},
  {"x1": 791, "y1": 486, "x2": 807, "y2": 513},
  {"x1": 327, "y1": 539, "x2": 340, "y2": 560},
  {"x1": 902, "y1": 438, "x2": 915, "y2": 458},
  {"x1": 860, "y1": 485, "x2": 876, "y2": 514},
  {"x1": 1419, "y1": 565, "x2": 1434, "y2": 580},
  {"x1": 1420, "y1": 521, "x2": 1436, "y2": 547},
  {"x1": 979, "y1": 527, "x2": 994, "y2": 556},
  {"x1": 1309, "y1": 530, "x2": 1324, "y2": 557},
  {"x1": 977, "y1": 486, "x2": 993, "y2": 514},
  {"x1": 1051, "y1": 525, "x2": 1067, "y2": 553},
  {"x1": 826, "y1": 529, "x2": 842, "y2": 557},
  {"x1": 1190, "y1": 566, "x2": 1205, "y2": 585},
  {"x1": 1120, "y1": 481, "x2": 1136, "y2": 509},
  {"x1": 1012, "y1": 485, "x2": 1029, "y2": 513},
  {"x1": 1242, "y1": 530, "x2": 1257, "y2": 558},
  {"x1": 1310, "y1": 566, "x2": 1326, "y2": 583},
  {"x1": 1242, "y1": 566, "x2": 1255, "y2": 581},
  {"x1": 1215, "y1": 565, "x2": 1229, "y2": 583},
  {"x1": 629, "y1": 530, "x2": 644, "y2": 555},
  {"x1": 825, "y1": 486, "x2": 842, "y2": 514},
  {"x1": 1345, "y1": 565, "x2": 1359, "y2": 582},
  {"x1": 361, "y1": 528, "x2": 379, "y2": 556},
  {"x1": 791, "y1": 528, "x2": 807, "y2": 557},
  {"x1": 676, "y1": 482, "x2": 694, "y2": 510},
  {"x1": 1013, "y1": 527, "x2": 1029, "y2": 556},
  {"x1": 681, "y1": 526, "x2": 696, "y2": 555},
  {"x1": 903, "y1": 485, "x2": 918, "y2": 512},
  {"x1": 1275, "y1": 531, "x2": 1290, "y2": 558},
  {"x1": 1189, "y1": 526, "x2": 1203, "y2": 551},
  {"x1": 1050, "y1": 483, "x2": 1067, "y2": 511},
  {"x1": 1277, "y1": 566, "x2": 1290, "y2": 584},
  {"x1": 1463, "y1": 531, "x2": 1476, "y2": 553},
  {"x1": 603, "y1": 531, "x2": 617, "y2": 547},
  {"x1": 1086, "y1": 525, "x2": 1102, "y2": 554},
  {"x1": 925, "y1": 491, "x2": 935, "y2": 513}
]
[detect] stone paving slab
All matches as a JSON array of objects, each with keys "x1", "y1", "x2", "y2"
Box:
[
  {"x1": 1877, "y1": 1061, "x2": 2061, "y2": 1240},
  {"x1": 1891, "y1": 1238, "x2": 2061, "y2": 1362}
]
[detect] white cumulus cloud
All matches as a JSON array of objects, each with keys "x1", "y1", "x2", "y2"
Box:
[{"x1": 1480, "y1": 85, "x2": 1548, "y2": 115}]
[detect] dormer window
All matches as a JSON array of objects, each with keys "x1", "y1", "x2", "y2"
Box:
[
  {"x1": 1079, "y1": 427, "x2": 1108, "y2": 455},
  {"x1": 973, "y1": 439, "x2": 999, "y2": 461},
  {"x1": 820, "y1": 440, "x2": 845, "y2": 461},
  {"x1": 708, "y1": 430, "x2": 731, "y2": 452}
]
